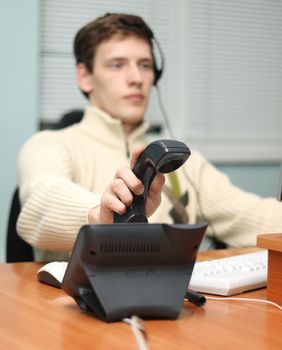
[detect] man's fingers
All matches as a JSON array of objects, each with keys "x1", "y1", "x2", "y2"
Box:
[
  {"x1": 115, "y1": 165, "x2": 144, "y2": 195},
  {"x1": 110, "y1": 178, "x2": 133, "y2": 206},
  {"x1": 149, "y1": 173, "x2": 165, "y2": 193},
  {"x1": 100, "y1": 194, "x2": 126, "y2": 223}
]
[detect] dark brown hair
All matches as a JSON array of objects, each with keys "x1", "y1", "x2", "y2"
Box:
[{"x1": 74, "y1": 13, "x2": 155, "y2": 73}]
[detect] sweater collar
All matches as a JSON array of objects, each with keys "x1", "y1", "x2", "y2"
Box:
[{"x1": 78, "y1": 105, "x2": 150, "y2": 151}]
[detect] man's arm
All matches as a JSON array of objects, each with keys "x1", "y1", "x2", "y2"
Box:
[
  {"x1": 185, "y1": 151, "x2": 282, "y2": 247},
  {"x1": 17, "y1": 131, "x2": 100, "y2": 252}
]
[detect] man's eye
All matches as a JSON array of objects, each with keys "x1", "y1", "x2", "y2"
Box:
[
  {"x1": 140, "y1": 62, "x2": 153, "y2": 70},
  {"x1": 110, "y1": 62, "x2": 123, "y2": 69}
]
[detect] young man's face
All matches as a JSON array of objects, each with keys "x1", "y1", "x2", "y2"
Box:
[{"x1": 78, "y1": 34, "x2": 155, "y2": 134}]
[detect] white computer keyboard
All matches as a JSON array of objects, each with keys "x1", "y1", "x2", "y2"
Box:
[{"x1": 189, "y1": 250, "x2": 268, "y2": 296}]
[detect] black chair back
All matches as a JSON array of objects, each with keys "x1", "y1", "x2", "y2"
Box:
[{"x1": 6, "y1": 188, "x2": 34, "y2": 262}]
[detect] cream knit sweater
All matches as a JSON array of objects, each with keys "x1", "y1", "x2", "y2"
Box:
[{"x1": 17, "y1": 106, "x2": 282, "y2": 260}]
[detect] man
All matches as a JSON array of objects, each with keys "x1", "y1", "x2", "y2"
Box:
[{"x1": 17, "y1": 13, "x2": 282, "y2": 261}]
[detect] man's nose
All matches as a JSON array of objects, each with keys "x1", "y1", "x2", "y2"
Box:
[{"x1": 127, "y1": 63, "x2": 142, "y2": 85}]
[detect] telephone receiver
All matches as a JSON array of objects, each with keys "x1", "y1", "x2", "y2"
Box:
[{"x1": 114, "y1": 139, "x2": 191, "y2": 223}]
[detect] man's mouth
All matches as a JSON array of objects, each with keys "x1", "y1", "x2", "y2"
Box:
[{"x1": 125, "y1": 94, "x2": 144, "y2": 103}]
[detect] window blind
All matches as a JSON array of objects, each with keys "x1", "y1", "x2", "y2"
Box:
[{"x1": 184, "y1": 0, "x2": 282, "y2": 161}]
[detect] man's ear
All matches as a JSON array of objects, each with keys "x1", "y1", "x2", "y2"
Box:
[{"x1": 76, "y1": 63, "x2": 93, "y2": 94}]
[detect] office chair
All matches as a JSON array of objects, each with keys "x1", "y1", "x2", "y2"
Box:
[
  {"x1": 6, "y1": 188, "x2": 34, "y2": 262},
  {"x1": 55, "y1": 110, "x2": 84, "y2": 129}
]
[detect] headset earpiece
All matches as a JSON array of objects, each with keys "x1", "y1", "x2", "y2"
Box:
[
  {"x1": 154, "y1": 66, "x2": 163, "y2": 85},
  {"x1": 148, "y1": 29, "x2": 164, "y2": 86}
]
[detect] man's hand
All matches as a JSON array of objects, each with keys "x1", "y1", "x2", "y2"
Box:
[{"x1": 88, "y1": 146, "x2": 165, "y2": 224}]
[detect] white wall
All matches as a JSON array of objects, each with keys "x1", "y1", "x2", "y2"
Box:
[{"x1": 0, "y1": 0, "x2": 39, "y2": 262}]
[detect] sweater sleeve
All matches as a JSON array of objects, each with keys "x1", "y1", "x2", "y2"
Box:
[
  {"x1": 16, "y1": 131, "x2": 100, "y2": 252},
  {"x1": 186, "y1": 151, "x2": 282, "y2": 247}
]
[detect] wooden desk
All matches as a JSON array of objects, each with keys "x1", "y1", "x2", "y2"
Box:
[{"x1": 1, "y1": 249, "x2": 281, "y2": 350}]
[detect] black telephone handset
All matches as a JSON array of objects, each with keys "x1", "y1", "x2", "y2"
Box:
[{"x1": 114, "y1": 139, "x2": 191, "y2": 223}]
